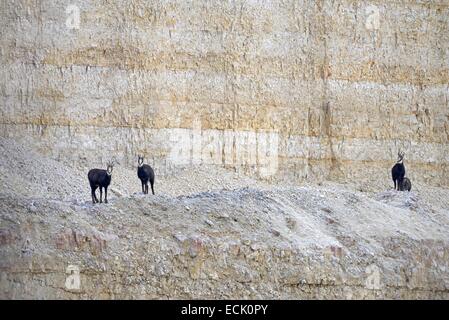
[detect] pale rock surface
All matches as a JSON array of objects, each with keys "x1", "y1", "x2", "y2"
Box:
[
  {"x1": 0, "y1": 138, "x2": 448, "y2": 299},
  {"x1": 0, "y1": 0, "x2": 447, "y2": 185},
  {"x1": 0, "y1": 0, "x2": 448, "y2": 299}
]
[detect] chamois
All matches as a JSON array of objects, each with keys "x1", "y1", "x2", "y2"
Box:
[
  {"x1": 137, "y1": 155, "x2": 155, "y2": 195},
  {"x1": 401, "y1": 177, "x2": 412, "y2": 191},
  {"x1": 88, "y1": 160, "x2": 115, "y2": 204},
  {"x1": 391, "y1": 151, "x2": 406, "y2": 191}
]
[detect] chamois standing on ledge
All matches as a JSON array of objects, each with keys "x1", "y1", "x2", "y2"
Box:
[
  {"x1": 137, "y1": 155, "x2": 155, "y2": 195},
  {"x1": 88, "y1": 160, "x2": 115, "y2": 204},
  {"x1": 391, "y1": 151, "x2": 406, "y2": 191}
]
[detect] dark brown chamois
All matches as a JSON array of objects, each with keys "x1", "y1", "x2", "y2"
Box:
[
  {"x1": 137, "y1": 155, "x2": 155, "y2": 195},
  {"x1": 88, "y1": 160, "x2": 115, "y2": 204},
  {"x1": 391, "y1": 151, "x2": 406, "y2": 191}
]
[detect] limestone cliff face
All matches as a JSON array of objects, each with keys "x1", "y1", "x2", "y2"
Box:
[{"x1": 0, "y1": 0, "x2": 448, "y2": 185}]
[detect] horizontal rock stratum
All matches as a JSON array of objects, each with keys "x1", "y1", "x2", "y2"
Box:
[{"x1": 0, "y1": 0, "x2": 448, "y2": 185}]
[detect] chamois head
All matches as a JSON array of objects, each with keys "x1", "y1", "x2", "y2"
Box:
[
  {"x1": 106, "y1": 158, "x2": 118, "y2": 175},
  {"x1": 138, "y1": 155, "x2": 144, "y2": 167},
  {"x1": 397, "y1": 151, "x2": 405, "y2": 163}
]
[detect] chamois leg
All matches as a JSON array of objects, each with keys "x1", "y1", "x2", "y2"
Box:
[
  {"x1": 99, "y1": 187, "x2": 103, "y2": 203},
  {"x1": 141, "y1": 181, "x2": 145, "y2": 194},
  {"x1": 104, "y1": 187, "x2": 108, "y2": 203},
  {"x1": 145, "y1": 183, "x2": 149, "y2": 194},
  {"x1": 150, "y1": 180, "x2": 155, "y2": 195},
  {"x1": 91, "y1": 187, "x2": 98, "y2": 204},
  {"x1": 94, "y1": 186, "x2": 100, "y2": 203},
  {"x1": 393, "y1": 179, "x2": 397, "y2": 190}
]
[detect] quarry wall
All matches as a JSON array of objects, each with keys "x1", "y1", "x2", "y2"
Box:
[{"x1": 1, "y1": 0, "x2": 448, "y2": 185}]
